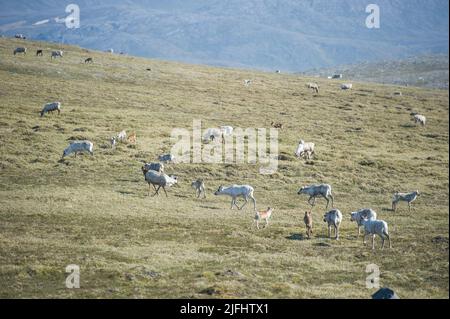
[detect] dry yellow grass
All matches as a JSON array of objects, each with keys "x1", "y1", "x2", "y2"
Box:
[{"x1": 0, "y1": 38, "x2": 448, "y2": 298}]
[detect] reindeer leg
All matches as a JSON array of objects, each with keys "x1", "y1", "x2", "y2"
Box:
[
  {"x1": 386, "y1": 233, "x2": 391, "y2": 248},
  {"x1": 251, "y1": 195, "x2": 256, "y2": 211},
  {"x1": 239, "y1": 197, "x2": 248, "y2": 210},
  {"x1": 162, "y1": 186, "x2": 168, "y2": 197},
  {"x1": 234, "y1": 198, "x2": 241, "y2": 210},
  {"x1": 322, "y1": 194, "x2": 329, "y2": 209},
  {"x1": 152, "y1": 186, "x2": 161, "y2": 197}
]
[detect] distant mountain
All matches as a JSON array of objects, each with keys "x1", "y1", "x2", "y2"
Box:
[
  {"x1": 301, "y1": 54, "x2": 449, "y2": 89},
  {"x1": 0, "y1": 0, "x2": 448, "y2": 71}
]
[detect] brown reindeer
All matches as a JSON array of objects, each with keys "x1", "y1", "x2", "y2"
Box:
[
  {"x1": 304, "y1": 211, "x2": 313, "y2": 239},
  {"x1": 127, "y1": 131, "x2": 136, "y2": 144},
  {"x1": 271, "y1": 122, "x2": 283, "y2": 129}
]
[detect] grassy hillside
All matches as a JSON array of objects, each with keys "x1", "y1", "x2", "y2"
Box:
[{"x1": 0, "y1": 38, "x2": 448, "y2": 299}]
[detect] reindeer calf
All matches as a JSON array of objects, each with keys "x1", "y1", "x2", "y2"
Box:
[
  {"x1": 254, "y1": 207, "x2": 273, "y2": 229},
  {"x1": 304, "y1": 211, "x2": 313, "y2": 239}
]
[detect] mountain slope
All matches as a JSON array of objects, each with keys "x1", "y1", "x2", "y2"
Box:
[
  {"x1": 0, "y1": 0, "x2": 448, "y2": 71},
  {"x1": 0, "y1": 38, "x2": 448, "y2": 298}
]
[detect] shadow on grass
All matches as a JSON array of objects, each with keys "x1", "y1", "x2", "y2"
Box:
[
  {"x1": 117, "y1": 190, "x2": 134, "y2": 195},
  {"x1": 200, "y1": 205, "x2": 221, "y2": 210},
  {"x1": 116, "y1": 178, "x2": 140, "y2": 183},
  {"x1": 313, "y1": 242, "x2": 332, "y2": 247},
  {"x1": 57, "y1": 159, "x2": 69, "y2": 166},
  {"x1": 286, "y1": 233, "x2": 305, "y2": 241}
]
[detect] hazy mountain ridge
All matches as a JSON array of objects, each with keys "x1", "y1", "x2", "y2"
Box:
[
  {"x1": 0, "y1": 0, "x2": 448, "y2": 71},
  {"x1": 302, "y1": 54, "x2": 449, "y2": 89}
]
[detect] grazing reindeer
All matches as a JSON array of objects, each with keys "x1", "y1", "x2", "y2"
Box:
[
  {"x1": 142, "y1": 167, "x2": 178, "y2": 197},
  {"x1": 323, "y1": 209, "x2": 342, "y2": 240},
  {"x1": 413, "y1": 114, "x2": 426, "y2": 126},
  {"x1": 110, "y1": 136, "x2": 117, "y2": 149},
  {"x1": 303, "y1": 211, "x2": 313, "y2": 239},
  {"x1": 85, "y1": 57, "x2": 93, "y2": 64},
  {"x1": 254, "y1": 207, "x2": 273, "y2": 229},
  {"x1": 36, "y1": 49, "x2": 43, "y2": 56},
  {"x1": 191, "y1": 179, "x2": 206, "y2": 199},
  {"x1": 127, "y1": 131, "x2": 136, "y2": 144},
  {"x1": 392, "y1": 190, "x2": 420, "y2": 212},
  {"x1": 297, "y1": 184, "x2": 334, "y2": 209},
  {"x1": 306, "y1": 82, "x2": 319, "y2": 93},
  {"x1": 116, "y1": 130, "x2": 127, "y2": 142},
  {"x1": 271, "y1": 122, "x2": 283, "y2": 129},
  {"x1": 13, "y1": 47, "x2": 27, "y2": 55},
  {"x1": 350, "y1": 208, "x2": 377, "y2": 236},
  {"x1": 51, "y1": 50, "x2": 63, "y2": 59},
  {"x1": 295, "y1": 140, "x2": 315, "y2": 159},
  {"x1": 362, "y1": 218, "x2": 391, "y2": 250}
]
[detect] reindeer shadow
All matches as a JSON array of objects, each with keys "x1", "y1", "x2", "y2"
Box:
[
  {"x1": 286, "y1": 233, "x2": 305, "y2": 241},
  {"x1": 116, "y1": 178, "x2": 140, "y2": 183},
  {"x1": 313, "y1": 242, "x2": 332, "y2": 247},
  {"x1": 200, "y1": 205, "x2": 221, "y2": 210},
  {"x1": 381, "y1": 207, "x2": 395, "y2": 212},
  {"x1": 117, "y1": 190, "x2": 134, "y2": 196}
]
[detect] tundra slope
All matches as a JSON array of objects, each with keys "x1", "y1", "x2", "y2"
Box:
[{"x1": 0, "y1": 38, "x2": 448, "y2": 299}]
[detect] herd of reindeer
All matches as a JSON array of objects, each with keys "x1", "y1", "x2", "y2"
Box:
[{"x1": 10, "y1": 39, "x2": 426, "y2": 250}]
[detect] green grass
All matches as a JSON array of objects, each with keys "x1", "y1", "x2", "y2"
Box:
[{"x1": 0, "y1": 38, "x2": 448, "y2": 299}]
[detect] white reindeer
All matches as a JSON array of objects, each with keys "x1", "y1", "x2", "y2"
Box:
[
  {"x1": 143, "y1": 169, "x2": 178, "y2": 197},
  {"x1": 297, "y1": 184, "x2": 334, "y2": 209},
  {"x1": 295, "y1": 140, "x2": 315, "y2": 159},
  {"x1": 362, "y1": 219, "x2": 391, "y2": 250},
  {"x1": 214, "y1": 185, "x2": 256, "y2": 210},
  {"x1": 191, "y1": 179, "x2": 206, "y2": 199},
  {"x1": 350, "y1": 208, "x2": 377, "y2": 236}
]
